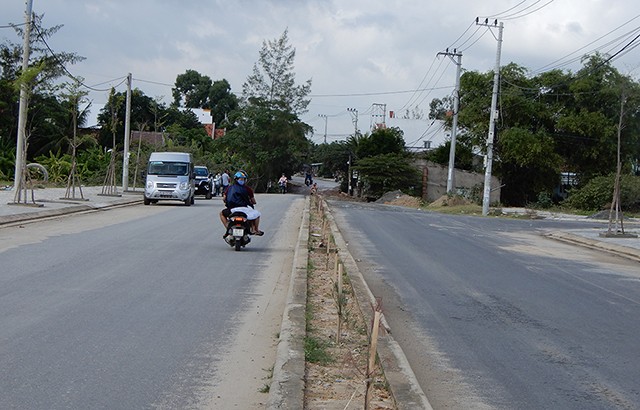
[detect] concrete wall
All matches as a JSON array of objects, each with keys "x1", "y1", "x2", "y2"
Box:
[{"x1": 415, "y1": 160, "x2": 501, "y2": 204}]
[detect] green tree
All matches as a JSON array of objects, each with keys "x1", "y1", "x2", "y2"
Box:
[
  {"x1": 349, "y1": 127, "x2": 421, "y2": 199},
  {"x1": 442, "y1": 56, "x2": 640, "y2": 206},
  {"x1": 356, "y1": 127, "x2": 405, "y2": 159},
  {"x1": 208, "y1": 79, "x2": 238, "y2": 126},
  {"x1": 220, "y1": 100, "x2": 310, "y2": 190},
  {"x1": 424, "y1": 140, "x2": 475, "y2": 171},
  {"x1": 0, "y1": 14, "x2": 84, "y2": 162},
  {"x1": 96, "y1": 88, "x2": 203, "y2": 149},
  {"x1": 242, "y1": 29, "x2": 311, "y2": 115},
  {"x1": 555, "y1": 55, "x2": 640, "y2": 182},
  {"x1": 172, "y1": 69, "x2": 212, "y2": 108},
  {"x1": 172, "y1": 71, "x2": 239, "y2": 128},
  {"x1": 223, "y1": 29, "x2": 313, "y2": 191},
  {"x1": 311, "y1": 141, "x2": 350, "y2": 179},
  {"x1": 354, "y1": 153, "x2": 421, "y2": 199}
]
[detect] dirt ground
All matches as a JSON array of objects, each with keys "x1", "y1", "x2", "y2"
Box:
[{"x1": 304, "y1": 193, "x2": 396, "y2": 409}]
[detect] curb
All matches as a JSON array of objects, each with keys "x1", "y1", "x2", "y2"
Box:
[
  {"x1": 0, "y1": 197, "x2": 142, "y2": 227},
  {"x1": 544, "y1": 231, "x2": 640, "y2": 263},
  {"x1": 323, "y1": 200, "x2": 433, "y2": 410},
  {"x1": 267, "y1": 196, "x2": 310, "y2": 409}
]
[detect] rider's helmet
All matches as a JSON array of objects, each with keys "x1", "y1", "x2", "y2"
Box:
[{"x1": 234, "y1": 171, "x2": 246, "y2": 180}]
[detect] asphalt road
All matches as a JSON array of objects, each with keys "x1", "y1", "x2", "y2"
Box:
[
  {"x1": 329, "y1": 200, "x2": 640, "y2": 410},
  {"x1": 0, "y1": 194, "x2": 304, "y2": 409}
]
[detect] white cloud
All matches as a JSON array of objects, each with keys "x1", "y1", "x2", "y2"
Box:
[{"x1": 2, "y1": 0, "x2": 638, "y2": 141}]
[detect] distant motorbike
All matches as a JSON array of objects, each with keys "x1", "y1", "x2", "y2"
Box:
[{"x1": 224, "y1": 211, "x2": 252, "y2": 251}]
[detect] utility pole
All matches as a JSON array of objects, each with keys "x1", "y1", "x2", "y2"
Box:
[
  {"x1": 121, "y1": 73, "x2": 132, "y2": 191},
  {"x1": 347, "y1": 107, "x2": 359, "y2": 135},
  {"x1": 346, "y1": 108, "x2": 359, "y2": 196},
  {"x1": 437, "y1": 49, "x2": 462, "y2": 194},
  {"x1": 13, "y1": 0, "x2": 34, "y2": 201},
  {"x1": 371, "y1": 103, "x2": 386, "y2": 130},
  {"x1": 478, "y1": 18, "x2": 504, "y2": 216},
  {"x1": 318, "y1": 114, "x2": 328, "y2": 143}
]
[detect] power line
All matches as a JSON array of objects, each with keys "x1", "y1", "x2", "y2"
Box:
[
  {"x1": 458, "y1": 27, "x2": 490, "y2": 52},
  {"x1": 31, "y1": 23, "x2": 123, "y2": 92},
  {"x1": 0, "y1": 22, "x2": 28, "y2": 29},
  {"x1": 446, "y1": 20, "x2": 476, "y2": 51},
  {"x1": 500, "y1": 0, "x2": 555, "y2": 20},
  {"x1": 309, "y1": 85, "x2": 453, "y2": 98},
  {"x1": 134, "y1": 78, "x2": 174, "y2": 87},
  {"x1": 532, "y1": 14, "x2": 640, "y2": 73},
  {"x1": 399, "y1": 57, "x2": 449, "y2": 111},
  {"x1": 483, "y1": 0, "x2": 528, "y2": 18}
]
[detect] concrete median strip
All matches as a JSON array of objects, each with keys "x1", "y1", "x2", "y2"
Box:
[
  {"x1": 323, "y1": 200, "x2": 433, "y2": 410},
  {"x1": 268, "y1": 195, "x2": 432, "y2": 409}
]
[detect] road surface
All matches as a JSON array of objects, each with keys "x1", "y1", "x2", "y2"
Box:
[
  {"x1": 329, "y1": 200, "x2": 640, "y2": 410},
  {"x1": 0, "y1": 194, "x2": 304, "y2": 409}
]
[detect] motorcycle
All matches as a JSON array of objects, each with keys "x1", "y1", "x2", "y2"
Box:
[{"x1": 224, "y1": 211, "x2": 252, "y2": 251}]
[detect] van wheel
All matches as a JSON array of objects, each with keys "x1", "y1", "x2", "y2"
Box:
[
  {"x1": 144, "y1": 196, "x2": 150, "y2": 205},
  {"x1": 184, "y1": 197, "x2": 191, "y2": 206}
]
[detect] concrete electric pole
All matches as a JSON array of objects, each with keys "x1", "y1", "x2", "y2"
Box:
[
  {"x1": 478, "y1": 18, "x2": 504, "y2": 216},
  {"x1": 437, "y1": 49, "x2": 463, "y2": 194},
  {"x1": 13, "y1": 0, "x2": 34, "y2": 201},
  {"x1": 318, "y1": 114, "x2": 328, "y2": 143},
  {"x1": 121, "y1": 73, "x2": 132, "y2": 191}
]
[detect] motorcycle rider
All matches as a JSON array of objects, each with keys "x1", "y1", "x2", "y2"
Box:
[{"x1": 219, "y1": 171, "x2": 263, "y2": 237}]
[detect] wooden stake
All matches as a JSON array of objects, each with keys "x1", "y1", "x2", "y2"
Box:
[
  {"x1": 366, "y1": 309, "x2": 382, "y2": 409},
  {"x1": 322, "y1": 218, "x2": 327, "y2": 241},
  {"x1": 337, "y1": 263, "x2": 343, "y2": 297}
]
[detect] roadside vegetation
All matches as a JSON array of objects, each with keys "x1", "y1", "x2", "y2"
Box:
[
  {"x1": 1, "y1": 14, "x2": 638, "y2": 213},
  {"x1": 305, "y1": 196, "x2": 395, "y2": 408}
]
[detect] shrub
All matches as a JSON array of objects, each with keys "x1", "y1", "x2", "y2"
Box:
[
  {"x1": 564, "y1": 174, "x2": 640, "y2": 212},
  {"x1": 532, "y1": 191, "x2": 553, "y2": 209}
]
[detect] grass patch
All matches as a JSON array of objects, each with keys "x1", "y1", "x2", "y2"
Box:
[
  {"x1": 426, "y1": 203, "x2": 484, "y2": 215},
  {"x1": 304, "y1": 336, "x2": 333, "y2": 364}
]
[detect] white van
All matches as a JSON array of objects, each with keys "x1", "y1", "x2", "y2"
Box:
[{"x1": 143, "y1": 152, "x2": 195, "y2": 206}]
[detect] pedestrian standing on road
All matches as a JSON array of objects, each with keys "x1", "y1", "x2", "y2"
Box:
[
  {"x1": 278, "y1": 173, "x2": 288, "y2": 194},
  {"x1": 213, "y1": 172, "x2": 222, "y2": 196},
  {"x1": 221, "y1": 170, "x2": 230, "y2": 192}
]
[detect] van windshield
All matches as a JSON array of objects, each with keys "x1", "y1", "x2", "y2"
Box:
[{"x1": 148, "y1": 161, "x2": 189, "y2": 176}]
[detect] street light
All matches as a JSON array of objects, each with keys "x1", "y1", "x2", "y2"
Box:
[{"x1": 318, "y1": 114, "x2": 328, "y2": 144}]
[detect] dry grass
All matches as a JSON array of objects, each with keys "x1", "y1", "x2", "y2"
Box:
[{"x1": 305, "y1": 196, "x2": 395, "y2": 409}]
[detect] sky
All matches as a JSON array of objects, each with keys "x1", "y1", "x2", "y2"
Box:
[{"x1": 2, "y1": 0, "x2": 639, "y2": 149}]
